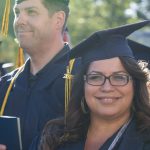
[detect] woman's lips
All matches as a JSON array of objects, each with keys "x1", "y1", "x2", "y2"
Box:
[{"x1": 95, "y1": 96, "x2": 120, "y2": 104}]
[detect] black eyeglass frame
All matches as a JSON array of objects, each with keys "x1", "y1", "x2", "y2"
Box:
[{"x1": 84, "y1": 72, "x2": 132, "y2": 86}]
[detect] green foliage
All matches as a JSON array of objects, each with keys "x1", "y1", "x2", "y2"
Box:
[
  {"x1": 68, "y1": 0, "x2": 142, "y2": 45},
  {"x1": 136, "y1": 0, "x2": 150, "y2": 20},
  {"x1": 0, "y1": 36, "x2": 18, "y2": 64}
]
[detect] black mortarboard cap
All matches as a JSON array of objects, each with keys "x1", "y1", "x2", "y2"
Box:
[
  {"x1": 70, "y1": 20, "x2": 150, "y2": 64},
  {"x1": 128, "y1": 39, "x2": 150, "y2": 62}
]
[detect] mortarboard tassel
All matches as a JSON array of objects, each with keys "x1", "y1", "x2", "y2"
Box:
[
  {"x1": 64, "y1": 59, "x2": 75, "y2": 125},
  {"x1": 16, "y1": 47, "x2": 25, "y2": 67},
  {"x1": 1, "y1": 0, "x2": 10, "y2": 36}
]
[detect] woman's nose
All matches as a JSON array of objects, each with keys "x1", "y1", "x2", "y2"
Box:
[{"x1": 100, "y1": 79, "x2": 114, "y2": 92}]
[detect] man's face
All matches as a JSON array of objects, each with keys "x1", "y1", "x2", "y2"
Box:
[{"x1": 13, "y1": 0, "x2": 58, "y2": 51}]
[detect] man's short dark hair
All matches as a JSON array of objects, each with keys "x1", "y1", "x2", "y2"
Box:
[{"x1": 42, "y1": 0, "x2": 70, "y2": 30}]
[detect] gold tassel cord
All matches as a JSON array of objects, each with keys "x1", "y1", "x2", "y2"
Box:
[
  {"x1": 16, "y1": 47, "x2": 25, "y2": 68},
  {"x1": 1, "y1": 0, "x2": 10, "y2": 36},
  {"x1": 1, "y1": 0, "x2": 25, "y2": 67},
  {"x1": 64, "y1": 59, "x2": 75, "y2": 125},
  {"x1": 0, "y1": 66, "x2": 24, "y2": 116}
]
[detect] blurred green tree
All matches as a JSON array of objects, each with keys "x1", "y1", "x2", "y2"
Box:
[
  {"x1": 0, "y1": 36, "x2": 18, "y2": 64},
  {"x1": 136, "y1": 0, "x2": 150, "y2": 20},
  {"x1": 68, "y1": 0, "x2": 143, "y2": 45}
]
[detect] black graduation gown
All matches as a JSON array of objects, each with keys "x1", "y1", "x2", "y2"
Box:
[
  {"x1": 57, "y1": 118, "x2": 150, "y2": 150},
  {"x1": 0, "y1": 45, "x2": 79, "y2": 150}
]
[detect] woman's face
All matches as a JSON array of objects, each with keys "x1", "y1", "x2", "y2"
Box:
[{"x1": 84, "y1": 57, "x2": 134, "y2": 120}]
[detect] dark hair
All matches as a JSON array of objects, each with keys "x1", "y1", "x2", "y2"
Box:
[
  {"x1": 39, "y1": 56, "x2": 150, "y2": 150},
  {"x1": 15, "y1": 0, "x2": 70, "y2": 31},
  {"x1": 120, "y1": 57, "x2": 150, "y2": 132}
]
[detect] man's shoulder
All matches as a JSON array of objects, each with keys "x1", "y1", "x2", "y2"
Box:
[
  {"x1": 0, "y1": 68, "x2": 19, "y2": 84},
  {"x1": 0, "y1": 68, "x2": 20, "y2": 103}
]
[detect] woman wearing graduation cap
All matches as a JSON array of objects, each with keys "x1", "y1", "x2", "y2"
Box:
[{"x1": 39, "y1": 20, "x2": 150, "y2": 150}]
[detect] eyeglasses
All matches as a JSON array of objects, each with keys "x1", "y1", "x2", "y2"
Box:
[{"x1": 84, "y1": 72, "x2": 132, "y2": 86}]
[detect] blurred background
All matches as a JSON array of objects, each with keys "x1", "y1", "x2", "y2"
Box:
[{"x1": 0, "y1": 0, "x2": 150, "y2": 75}]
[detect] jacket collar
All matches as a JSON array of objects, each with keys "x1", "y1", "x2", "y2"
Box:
[{"x1": 14, "y1": 44, "x2": 70, "y2": 90}]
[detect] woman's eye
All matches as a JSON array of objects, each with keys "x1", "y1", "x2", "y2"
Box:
[
  {"x1": 113, "y1": 75, "x2": 126, "y2": 81},
  {"x1": 89, "y1": 75, "x2": 103, "y2": 80}
]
